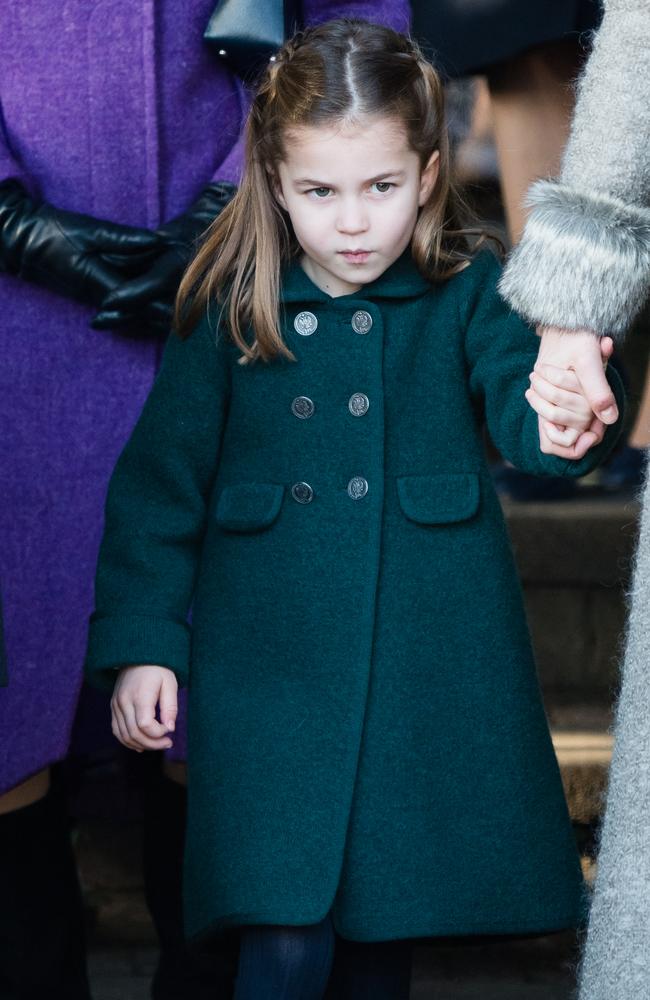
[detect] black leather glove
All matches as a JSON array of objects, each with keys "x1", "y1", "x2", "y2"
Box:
[
  {"x1": 0, "y1": 179, "x2": 162, "y2": 307},
  {"x1": 91, "y1": 182, "x2": 237, "y2": 337}
]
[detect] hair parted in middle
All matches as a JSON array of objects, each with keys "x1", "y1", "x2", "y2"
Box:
[{"x1": 175, "y1": 18, "x2": 494, "y2": 363}]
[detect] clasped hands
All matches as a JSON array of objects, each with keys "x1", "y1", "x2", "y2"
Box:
[
  {"x1": 525, "y1": 326, "x2": 619, "y2": 459},
  {"x1": 0, "y1": 180, "x2": 235, "y2": 338}
]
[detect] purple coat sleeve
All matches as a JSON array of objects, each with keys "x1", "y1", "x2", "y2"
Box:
[
  {"x1": 0, "y1": 100, "x2": 28, "y2": 188},
  {"x1": 210, "y1": 0, "x2": 411, "y2": 185},
  {"x1": 302, "y1": 0, "x2": 410, "y2": 32}
]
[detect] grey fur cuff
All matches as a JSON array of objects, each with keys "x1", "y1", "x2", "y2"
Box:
[{"x1": 499, "y1": 180, "x2": 650, "y2": 341}]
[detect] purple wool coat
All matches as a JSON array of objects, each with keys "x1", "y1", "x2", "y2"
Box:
[{"x1": 0, "y1": 1, "x2": 409, "y2": 794}]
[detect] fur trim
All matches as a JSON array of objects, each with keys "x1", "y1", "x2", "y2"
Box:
[
  {"x1": 605, "y1": 0, "x2": 649, "y2": 11},
  {"x1": 499, "y1": 180, "x2": 650, "y2": 341}
]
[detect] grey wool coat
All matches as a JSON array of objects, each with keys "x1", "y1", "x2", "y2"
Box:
[
  {"x1": 85, "y1": 250, "x2": 623, "y2": 943},
  {"x1": 500, "y1": 2, "x2": 650, "y2": 997}
]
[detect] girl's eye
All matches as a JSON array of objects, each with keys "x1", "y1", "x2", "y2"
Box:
[
  {"x1": 371, "y1": 182, "x2": 393, "y2": 194},
  {"x1": 309, "y1": 187, "x2": 331, "y2": 198}
]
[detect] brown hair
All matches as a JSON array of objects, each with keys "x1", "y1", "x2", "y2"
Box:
[{"x1": 175, "y1": 19, "x2": 493, "y2": 362}]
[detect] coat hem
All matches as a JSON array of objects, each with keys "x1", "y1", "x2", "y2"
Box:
[{"x1": 185, "y1": 907, "x2": 586, "y2": 945}]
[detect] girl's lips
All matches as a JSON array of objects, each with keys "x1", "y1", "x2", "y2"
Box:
[{"x1": 340, "y1": 250, "x2": 372, "y2": 264}]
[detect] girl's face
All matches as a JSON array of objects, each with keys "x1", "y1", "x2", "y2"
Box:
[{"x1": 274, "y1": 116, "x2": 439, "y2": 297}]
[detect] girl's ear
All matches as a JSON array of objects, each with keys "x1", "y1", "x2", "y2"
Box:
[{"x1": 418, "y1": 150, "x2": 440, "y2": 207}]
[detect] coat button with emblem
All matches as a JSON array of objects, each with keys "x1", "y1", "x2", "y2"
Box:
[
  {"x1": 348, "y1": 392, "x2": 369, "y2": 417},
  {"x1": 347, "y1": 476, "x2": 368, "y2": 499},
  {"x1": 291, "y1": 396, "x2": 315, "y2": 419},
  {"x1": 351, "y1": 310, "x2": 372, "y2": 334},
  {"x1": 291, "y1": 482, "x2": 314, "y2": 504},
  {"x1": 294, "y1": 311, "x2": 318, "y2": 336}
]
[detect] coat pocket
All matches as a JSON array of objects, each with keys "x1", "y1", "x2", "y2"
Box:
[
  {"x1": 214, "y1": 482, "x2": 285, "y2": 533},
  {"x1": 396, "y1": 473, "x2": 480, "y2": 525}
]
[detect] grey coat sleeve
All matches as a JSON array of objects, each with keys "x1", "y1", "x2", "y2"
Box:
[{"x1": 498, "y1": 0, "x2": 650, "y2": 341}]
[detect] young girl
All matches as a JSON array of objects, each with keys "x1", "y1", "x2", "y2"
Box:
[{"x1": 85, "y1": 19, "x2": 623, "y2": 999}]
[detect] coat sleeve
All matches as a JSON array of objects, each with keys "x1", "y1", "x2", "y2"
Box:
[
  {"x1": 0, "y1": 591, "x2": 7, "y2": 688},
  {"x1": 498, "y1": 0, "x2": 650, "y2": 342},
  {"x1": 0, "y1": 98, "x2": 28, "y2": 187},
  {"x1": 301, "y1": 0, "x2": 410, "y2": 32},
  {"x1": 465, "y1": 253, "x2": 625, "y2": 477},
  {"x1": 84, "y1": 317, "x2": 231, "y2": 692}
]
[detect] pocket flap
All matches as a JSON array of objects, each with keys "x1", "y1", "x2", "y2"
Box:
[
  {"x1": 397, "y1": 473, "x2": 479, "y2": 525},
  {"x1": 214, "y1": 482, "x2": 285, "y2": 532}
]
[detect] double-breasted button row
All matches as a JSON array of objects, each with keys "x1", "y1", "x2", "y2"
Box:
[
  {"x1": 289, "y1": 308, "x2": 371, "y2": 506},
  {"x1": 291, "y1": 393, "x2": 369, "y2": 418},
  {"x1": 291, "y1": 478, "x2": 369, "y2": 502},
  {"x1": 293, "y1": 310, "x2": 373, "y2": 337}
]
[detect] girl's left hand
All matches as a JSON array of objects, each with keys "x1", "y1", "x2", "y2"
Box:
[{"x1": 526, "y1": 364, "x2": 606, "y2": 459}]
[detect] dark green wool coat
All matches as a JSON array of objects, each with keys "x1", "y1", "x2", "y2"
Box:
[{"x1": 85, "y1": 250, "x2": 624, "y2": 943}]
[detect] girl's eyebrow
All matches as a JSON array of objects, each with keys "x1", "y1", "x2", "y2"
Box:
[{"x1": 294, "y1": 169, "x2": 406, "y2": 187}]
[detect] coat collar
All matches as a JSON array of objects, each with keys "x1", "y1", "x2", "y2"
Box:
[{"x1": 280, "y1": 250, "x2": 432, "y2": 305}]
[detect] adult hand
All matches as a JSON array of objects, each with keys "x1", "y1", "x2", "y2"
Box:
[
  {"x1": 0, "y1": 179, "x2": 161, "y2": 307},
  {"x1": 91, "y1": 182, "x2": 237, "y2": 337},
  {"x1": 534, "y1": 325, "x2": 617, "y2": 448}
]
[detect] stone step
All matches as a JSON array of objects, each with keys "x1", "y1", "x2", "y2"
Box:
[
  {"x1": 503, "y1": 494, "x2": 640, "y2": 699},
  {"x1": 501, "y1": 496, "x2": 635, "y2": 823},
  {"x1": 502, "y1": 494, "x2": 640, "y2": 587},
  {"x1": 547, "y1": 702, "x2": 613, "y2": 825},
  {"x1": 552, "y1": 729, "x2": 612, "y2": 825}
]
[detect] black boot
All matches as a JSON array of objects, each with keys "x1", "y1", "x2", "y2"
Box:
[
  {"x1": 142, "y1": 764, "x2": 238, "y2": 999},
  {"x1": 0, "y1": 784, "x2": 92, "y2": 1000}
]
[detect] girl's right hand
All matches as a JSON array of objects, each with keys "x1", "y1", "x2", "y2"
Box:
[
  {"x1": 525, "y1": 362, "x2": 611, "y2": 459},
  {"x1": 111, "y1": 664, "x2": 178, "y2": 753}
]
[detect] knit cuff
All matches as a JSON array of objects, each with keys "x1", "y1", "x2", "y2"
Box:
[
  {"x1": 499, "y1": 180, "x2": 650, "y2": 342},
  {"x1": 84, "y1": 612, "x2": 191, "y2": 692}
]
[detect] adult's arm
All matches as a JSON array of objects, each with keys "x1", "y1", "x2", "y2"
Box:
[
  {"x1": 499, "y1": 0, "x2": 650, "y2": 340},
  {"x1": 499, "y1": 0, "x2": 650, "y2": 424},
  {"x1": 0, "y1": 99, "x2": 163, "y2": 309},
  {"x1": 464, "y1": 252, "x2": 624, "y2": 474}
]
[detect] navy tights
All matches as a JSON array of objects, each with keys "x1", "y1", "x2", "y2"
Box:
[{"x1": 234, "y1": 915, "x2": 411, "y2": 1000}]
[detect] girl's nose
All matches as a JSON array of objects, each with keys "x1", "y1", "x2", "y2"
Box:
[{"x1": 336, "y1": 202, "x2": 369, "y2": 235}]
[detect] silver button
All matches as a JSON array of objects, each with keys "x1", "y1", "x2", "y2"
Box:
[
  {"x1": 291, "y1": 481, "x2": 314, "y2": 504},
  {"x1": 348, "y1": 392, "x2": 369, "y2": 417},
  {"x1": 351, "y1": 310, "x2": 372, "y2": 335},
  {"x1": 291, "y1": 396, "x2": 315, "y2": 419},
  {"x1": 347, "y1": 476, "x2": 368, "y2": 499},
  {"x1": 294, "y1": 311, "x2": 318, "y2": 336}
]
